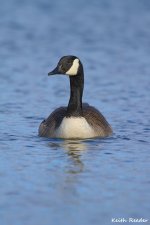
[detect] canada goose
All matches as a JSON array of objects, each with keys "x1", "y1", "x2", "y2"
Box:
[{"x1": 39, "y1": 55, "x2": 112, "y2": 139}]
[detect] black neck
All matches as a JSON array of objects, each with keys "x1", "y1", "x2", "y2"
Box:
[{"x1": 66, "y1": 64, "x2": 84, "y2": 117}]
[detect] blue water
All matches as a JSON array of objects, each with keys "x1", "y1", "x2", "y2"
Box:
[{"x1": 0, "y1": 0, "x2": 150, "y2": 225}]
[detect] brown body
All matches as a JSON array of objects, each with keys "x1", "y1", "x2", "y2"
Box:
[{"x1": 39, "y1": 103, "x2": 112, "y2": 138}]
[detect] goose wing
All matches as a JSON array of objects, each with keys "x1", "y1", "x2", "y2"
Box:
[
  {"x1": 83, "y1": 103, "x2": 112, "y2": 136},
  {"x1": 39, "y1": 107, "x2": 67, "y2": 137}
]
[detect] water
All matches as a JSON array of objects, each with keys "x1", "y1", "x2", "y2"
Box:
[{"x1": 0, "y1": 0, "x2": 150, "y2": 224}]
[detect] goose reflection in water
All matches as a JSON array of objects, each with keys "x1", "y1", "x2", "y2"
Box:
[{"x1": 48, "y1": 139, "x2": 87, "y2": 174}]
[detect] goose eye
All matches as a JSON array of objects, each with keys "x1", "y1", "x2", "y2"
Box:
[
  {"x1": 67, "y1": 60, "x2": 72, "y2": 65},
  {"x1": 60, "y1": 64, "x2": 65, "y2": 72}
]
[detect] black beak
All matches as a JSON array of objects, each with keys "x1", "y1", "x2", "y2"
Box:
[{"x1": 48, "y1": 66, "x2": 60, "y2": 76}]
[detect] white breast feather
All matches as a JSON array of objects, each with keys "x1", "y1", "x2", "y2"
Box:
[{"x1": 55, "y1": 117, "x2": 95, "y2": 139}]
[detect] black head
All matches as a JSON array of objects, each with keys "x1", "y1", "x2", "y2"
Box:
[{"x1": 48, "y1": 55, "x2": 81, "y2": 76}]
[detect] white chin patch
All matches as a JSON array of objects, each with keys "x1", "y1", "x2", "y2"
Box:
[{"x1": 66, "y1": 58, "x2": 79, "y2": 76}]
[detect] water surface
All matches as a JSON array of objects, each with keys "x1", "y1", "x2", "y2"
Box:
[{"x1": 0, "y1": 0, "x2": 150, "y2": 225}]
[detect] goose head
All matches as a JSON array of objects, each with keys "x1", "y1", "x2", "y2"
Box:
[{"x1": 48, "y1": 55, "x2": 82, "y2": 76}]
